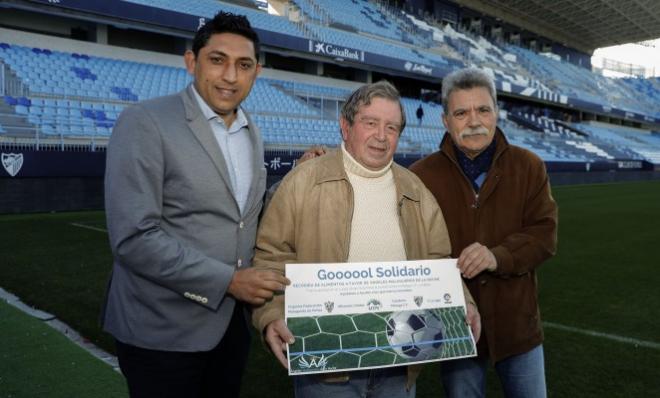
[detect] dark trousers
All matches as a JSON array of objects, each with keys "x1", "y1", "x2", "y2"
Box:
[{"x1": 116, "y1": 304, "x2": 251, "y2": 398}]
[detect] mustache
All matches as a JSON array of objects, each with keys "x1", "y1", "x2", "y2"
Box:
[{"x1": 459, "y1": 127, "x2": 489, "y2": 139}]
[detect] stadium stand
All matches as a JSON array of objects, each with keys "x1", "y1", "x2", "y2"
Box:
[
  {"x1": 17, "y1": 2, "x2": 660, "y2": 119},
  {"x1": 0, "y1": 0, "x2": 659, "y2": 215},
  {"x1": 1, "y1": 1, "x2": 660, "y2": 167},
  {"x1": 124, "y1": 0, "x2": 307, "y2": 37},
  {"x1": 2, "y1": 36, "x2": 660, "y2": 164},
  {"x1": 113, "y1": 0, "x2": 659, "y2": 124},
  {"x1": 573, "y1": 122, "x2": 660, "y2": 163}
]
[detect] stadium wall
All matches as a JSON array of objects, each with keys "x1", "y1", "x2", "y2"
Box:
[
  {"x1": 0, "y1": 176, "x2": 102, "y2": 213},
  {"x1": 3, "y1": 172, "x2": 660, "y2": 214},
  {"x1": 1, "y1": 149, "x2": 659, "y2": 214},
  {"x1": 549, "y1": 171, "x2": 660, "y2": 186}
]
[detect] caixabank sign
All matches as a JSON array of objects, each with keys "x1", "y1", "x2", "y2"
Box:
[{"x1": 308, "y1": 40, "x2": 365, "y2": 62}]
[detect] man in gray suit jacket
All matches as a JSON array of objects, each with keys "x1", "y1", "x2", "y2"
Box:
[{"x1": 102, "y1": 12, "x2": 289, "y2": 398}]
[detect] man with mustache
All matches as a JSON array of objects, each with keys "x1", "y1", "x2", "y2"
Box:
[{"x1": 410, "y1": 68, "x2": 558, "y2": 398}]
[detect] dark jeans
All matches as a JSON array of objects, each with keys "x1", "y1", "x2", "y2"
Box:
[
  {"x1": 116, "y1": 304, "x2": 250, "y2": 398},
  {"x1": 441, "y1": 344, "x2": 547, "y2": 398},
  {"x1": 293, "y1": 367, "x2": 414, "y2": 398}
]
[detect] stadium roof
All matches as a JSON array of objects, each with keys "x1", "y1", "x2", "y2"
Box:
[{"x1": 454, "y1": 0, "x2": 660, "y2": 53}]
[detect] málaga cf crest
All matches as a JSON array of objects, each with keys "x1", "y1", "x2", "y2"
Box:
[
  {"x1": 324, "y1": 301, "x2": 334, "y2": 313},
  {"x1": 2, "y1": 153, "x2": 23, "y2": 177}
]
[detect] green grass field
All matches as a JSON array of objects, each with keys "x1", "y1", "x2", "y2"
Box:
[
  {"x1": 1, "y1": 180, "x2": 660, "y2": 397},
  {"x1": 0, "y1": 299, "x2": 127, "y2": 397}
]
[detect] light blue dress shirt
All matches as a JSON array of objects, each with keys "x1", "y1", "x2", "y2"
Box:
[{"x1": 191, "y1": 85, "x2": 254, "y2": 214}]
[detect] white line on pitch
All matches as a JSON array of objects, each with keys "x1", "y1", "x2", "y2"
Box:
[
  {"x1": 69, "y1": 222, "x2": 107, "y2": 233},
  {"x1": 0, "y1": 287, "x2": 119, "y2": 371},
  {"x1": 544, "y1": 321, "x2": 660, "y2": 350}
]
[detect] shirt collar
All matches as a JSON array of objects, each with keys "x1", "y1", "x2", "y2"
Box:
[{"x1": 191, "y1": 84, "x2": 248, "y2": 133}]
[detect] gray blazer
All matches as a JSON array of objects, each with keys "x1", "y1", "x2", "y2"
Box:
[{"x1": 101, "y1": 85, "x2": 266, "y2": 351}]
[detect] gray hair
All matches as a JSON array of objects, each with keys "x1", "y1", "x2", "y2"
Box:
[
  {"x1": 341, "y1": 80, "x2": 406, "y2": 133},
  {"x1": 441, "y1": 68, "x2": 497, "y2": 115}
]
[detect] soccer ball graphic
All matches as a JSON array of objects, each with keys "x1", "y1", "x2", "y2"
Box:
[{"x1": 385, "y1": 310, "x2": 445, "y2": 360}]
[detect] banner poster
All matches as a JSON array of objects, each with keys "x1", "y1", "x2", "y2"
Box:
[{"x1": 285, "y1": 259, "x2": 477, "y2": 375}]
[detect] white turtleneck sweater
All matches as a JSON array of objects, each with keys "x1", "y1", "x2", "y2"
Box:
[{"x1": 341, "y1": 143, "x2": 407, "y2": 263}]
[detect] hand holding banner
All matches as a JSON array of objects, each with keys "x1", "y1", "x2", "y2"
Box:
[{"x1": 285, "y1": 259, "x2": 477, "y2": 375}]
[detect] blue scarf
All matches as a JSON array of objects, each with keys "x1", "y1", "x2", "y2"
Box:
[{"x1": 454, "y1": 137, "x2": 497, "y2": 192}]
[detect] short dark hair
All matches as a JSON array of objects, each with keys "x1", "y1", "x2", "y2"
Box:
[{"x1": 192, "y1": 11, "x2": 260, "y2": 59}]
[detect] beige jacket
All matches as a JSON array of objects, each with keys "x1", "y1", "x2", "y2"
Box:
[{"x1": 252, "y1": 149, "x2": 469, "y2": 387}]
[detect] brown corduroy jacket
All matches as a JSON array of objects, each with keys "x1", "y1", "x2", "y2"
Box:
[{"x1": 410, "y1": 128, "x2": 558, "y2": 363}]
